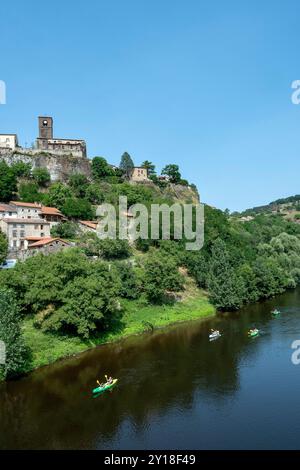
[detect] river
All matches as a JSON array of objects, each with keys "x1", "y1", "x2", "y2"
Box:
[{"x1": 1, "y1": 288, "x2": 300, "y2": 450}]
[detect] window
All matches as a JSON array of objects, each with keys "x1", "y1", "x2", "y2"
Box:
[
  {"x1": 13, "y1": 240, "x2": 17, "y2": 248},
  {"x1": 20, "y1": 231, "x2": 25, "y2": 238},
  {"x1": 41, "y1": 233, "x2": 44, "y2": 237},
  {"x1": 41, "y1": 225, "x2": 44, "y2": 230},
  {"x1": 9, "y1": 212, "x2": 12, "y2": 216},
  {"x1": 12, "y1": 230, "x2": 17, "y2": 238},
  {"x1": 34, "y1": 225, "x2": 38, "y2": 230},
  {"x1": 21, "y1": 224, "x2": 25, "y2": 228}
]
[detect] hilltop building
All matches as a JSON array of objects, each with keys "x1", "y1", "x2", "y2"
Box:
[
  {"x1": 0, "y1": 116, "x2": 87, "y2": 158},
  {"x1": 36, "y1": 116, "x2": 87, "y2": 157},
  {"x1": 128, "y1": 167, "x2": 149, "y2": 182},
  {"x1": 0, "y1": 134, "x2": 19, "y2": 150}
]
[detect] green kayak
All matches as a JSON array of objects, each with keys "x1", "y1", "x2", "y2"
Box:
[
  {"x1": 272, "y1": 309, "x2": 280, "y2": 316},
  {"x1": 248, "y1": 329, "x2": 259, "y2": 338},
  {"x1": 92, "y1": 379, "x2": 118, "y2": 395}
]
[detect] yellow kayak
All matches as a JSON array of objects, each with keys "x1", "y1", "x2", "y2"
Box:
[{"x1": 92, "y1": 379, "x2": 118, "y2": 395}]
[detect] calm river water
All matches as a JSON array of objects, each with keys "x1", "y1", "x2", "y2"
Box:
[{"x1": 1, "y1": 288, "x2": 300, "y2": 449}]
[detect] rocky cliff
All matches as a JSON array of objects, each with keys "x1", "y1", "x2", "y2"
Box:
[{"x1": 0, "y1": 149, "x2": 91, "y2": 182}]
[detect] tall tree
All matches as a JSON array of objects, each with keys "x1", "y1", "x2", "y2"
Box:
[
  {"x1": 119, "y1": 152, "x2": 134, "y2": 178},
  {"x1": 0, "y1": 231, "x2": 8, "y2": 265},
  {"x1": 161, "y1": 164, "x2": 181, "y2": 184},
  {"x1": 207, "y1": 238, "x2": 245, "y2": 310},
  {"x1": 0, "y1": 288, "x2": 29, "y2": 379},
  {"x1": 91, "y1": 157, "x2": 113, "y2": 179},
  {"x1": 141, "y1": 160, "x2": 156, "y2": 176},
  {"x1": 0, "y1": 161, "x2": 17, "y2": 202}
]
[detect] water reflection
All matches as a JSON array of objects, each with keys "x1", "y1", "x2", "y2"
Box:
[{"x1": 1, "y1": 288, "x2": 300, "y2": 449}]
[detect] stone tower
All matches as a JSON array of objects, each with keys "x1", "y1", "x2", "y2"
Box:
[{"x1": 38, "y1": 116, "x2": 53, "y2": 139}]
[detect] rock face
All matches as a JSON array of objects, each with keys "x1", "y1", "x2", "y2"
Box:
[{"x1": 0, "y1": 149, "x2": 92, "y2": 182}]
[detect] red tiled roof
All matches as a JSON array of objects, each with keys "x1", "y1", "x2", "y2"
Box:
[
  {"x1": 79, "y1": 220, "x2": 97, "y2": 229},
  {"x1": 25, "y1": 236, "x2": 44, "y2": 241},
  {"x1": 0, "y1": 203, "x2": 17, "y2": 212},
  {"x1": 28, "y1": 237, "x2": 70, "y2": 248},
  {"x1": 1, "y1": 218, "x2": 50, "y2": 224},
  {"x1": 41, "y1": 206, "x2": 63, "y2": 216},
  {"x1": 10, "y1": 201, "x2": 41, "y2": 208}
]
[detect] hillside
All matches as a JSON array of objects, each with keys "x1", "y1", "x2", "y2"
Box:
[{"x1": 233, "y1": 194, "x2": 300, "y2": 223}]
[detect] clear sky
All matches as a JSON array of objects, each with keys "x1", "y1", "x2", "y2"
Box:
[{"x1": 1, "y1": 0, "x2": 300, "y2": 211}]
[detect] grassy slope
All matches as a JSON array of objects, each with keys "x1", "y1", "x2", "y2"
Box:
[{"x1": 22, "y1": 278, "x2": 215, "y2": 372}]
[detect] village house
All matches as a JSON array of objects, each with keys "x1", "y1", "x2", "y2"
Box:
[
  {"x1": 0, "y1": 201, "x2": 66, "y2": 257},
  {"x1": 0, "y1": 203, "x2": 17, "y2": 219},
  {"x1": 25, "y1": 237, "x2": 72, "y2": 258},
  {"x1": 0, "y1": 218, "x2": 51, "y2": 251},
  {"x1": 0, "y1": 134, "x2": 19, "y2": 150},
  {"x1": 128, "y1": 167, "x2": 149, "y2": 182},
  {"x1": 78, "y1": 220, "x2": 98, "y2": 233},
  {"x1": 10, "y1": 201, "x2": 65, "y2": 228}
]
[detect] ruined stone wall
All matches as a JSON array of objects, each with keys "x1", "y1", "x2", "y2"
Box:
[{"x1": 0, "y1": 149, "x2": 92, "y2": 182}]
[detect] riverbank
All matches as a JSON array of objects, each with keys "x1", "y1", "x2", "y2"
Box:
[{"x1": 22, "y1": 279, "x2": 215, "y2": 374}]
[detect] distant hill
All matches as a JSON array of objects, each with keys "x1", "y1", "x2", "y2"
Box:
[{"x1": 233, "y1": 194, "x2": 300, "y2": 222}]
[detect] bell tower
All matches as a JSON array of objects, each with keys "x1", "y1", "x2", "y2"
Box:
[{"x1": 38, "y1": 116, "x2": 53, "y2": 139}]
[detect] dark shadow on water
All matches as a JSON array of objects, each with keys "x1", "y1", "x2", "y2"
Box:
[{"x1": 1, "y1": 287, "x2": 300, "y2": 449}]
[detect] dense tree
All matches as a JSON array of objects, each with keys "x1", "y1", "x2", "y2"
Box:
[
  {"x1": 119, "y1": 152, "x2": 134, "y2": 178},
  {"x1": 0, "y1": 161, "x2": 17, "y2": 201},
  {"x1": 207, "y1": 239, "x2": 245, "y2": 310},
  {"x1": 115, "y1": 261, "x2": 141, "y2": 299},
  {"x1": 0, "y1": 288, "x2": 29, "y2": 379},
  {"x1": 85, "y1": 184, "x2": 104, "y2": 204},
  {"x1": 68, "y1": 173, "x2": 88, "y2": 198},
  {"x1": 0, "y1": 231, "x2": 8, "y2": 265},
  {"x1": 61, "y1": 197, "x2": 94, "y2": 220},
  {"x1": 91, "y1": 157, "x2": 114, "y2": 179},
  {"x1": 18, "y1": 182, "x2": 41, "y2": 203},
  {"x1": 47, "y1": 183, "x2": 72, "y2": 210},
  {"x1": 51, "y1": 221, "x2": 78, "y2": 239},
  {"x1": 11, "y1": 162, "x2": 32, "y2": 178},
  {"x1": 141, "y1": 160, "x2": 156, "y2": 177},
  {"x1": 143, "y1": 253, "x2": 184, "y2": 303},
  {"x1": 32, "y1": 168, "x2": 51, "y2": 187},
  {"x1": 98, "y1": 239, "x2": 132, "y2": 260},
  {"x1": 41, "y1": 271, "x2": 121, "y2": 338},
  {"x1": 161, "y1": 164, "x2": 181, "y2": 184}
]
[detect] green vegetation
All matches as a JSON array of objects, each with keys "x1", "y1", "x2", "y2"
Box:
[
  {"x1": 185, "y1": 208, "x2": 300, "y2": 310},
  {"x1": 161, "y1": 164, "x2": 181, "y2": 184},
  {"x1": 0, "y1": 231, "x2": 8, "y2": 265},
  {"x1": 0, "y1": 288, "x2": 29, "y2": 380},
  {"x1": 3, "y1": 152, "x2": 300, "y2": 380},
  {"x1": 22, "y1": 281, "x2": 214, "y2": 372},
  {"x1": 32, "y1": 168, "x2": 51, "y2": 187},
  {"x1": 119, "y1": 152, "x2": 134, "y2": 178},
  {"x1": 0, "y1": 161, "x2": 17, "y2": 201}
]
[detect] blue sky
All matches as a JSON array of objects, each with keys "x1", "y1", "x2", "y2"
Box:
[{"x1": 1, "y1": 0, "x2": 300, "y2": 211}]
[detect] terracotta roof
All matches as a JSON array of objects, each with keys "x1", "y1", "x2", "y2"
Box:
[
  {"x1": 79, "y1": 220, "x2": 98, "y2": 230},
  {"x1": 0, "y1": 203, "x2": 17, "y2": 212},
  {"x1": 41, "y1": 206, "x2": 63, "y2": 216},
  {"x1": 10, "y1": 201, "x2": 41, "y2": 208},
  {"x1": 25, "y1": 236, "x2": 44, "y2": 241},
  {"x1": 1, "y1": 218, "x2": 50, "y2": 224},
  {"x1": 28, "y1": 237, "x2": 71, "y2": 248}
]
